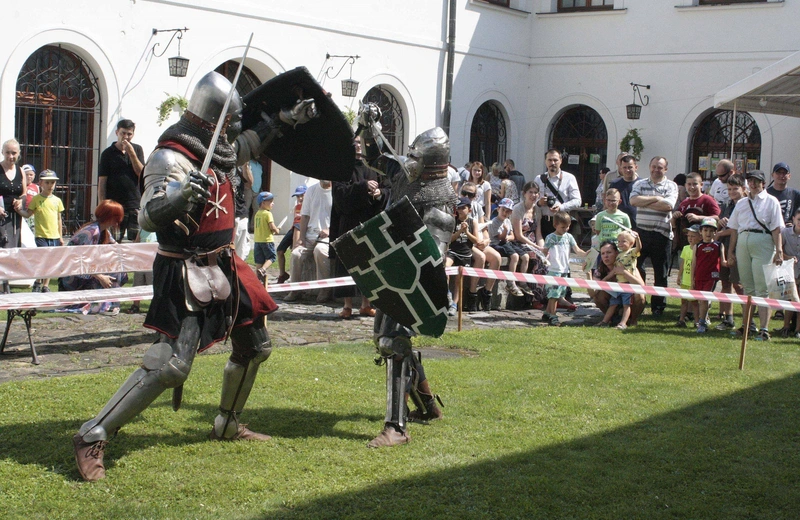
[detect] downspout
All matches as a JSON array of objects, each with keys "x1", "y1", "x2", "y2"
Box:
[{"x1": 442, "y1": 0, "x2": 457, "y2": 136}]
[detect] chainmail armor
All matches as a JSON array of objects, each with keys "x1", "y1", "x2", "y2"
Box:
[
  {"x1": 157, "y1": 117, "x2": 237, "y2": 182},
  {"x1": 393, "y1": 172, "x2": 458, "y2": 213}
]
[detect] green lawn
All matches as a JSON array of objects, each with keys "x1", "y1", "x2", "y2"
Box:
[{"x1": 1, "y1": 320, "x2": 799, "y2": 519}]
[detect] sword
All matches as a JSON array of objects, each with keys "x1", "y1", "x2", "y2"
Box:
[{"x1": 173, "y1": 33, "x2": 254, "y2": 411}]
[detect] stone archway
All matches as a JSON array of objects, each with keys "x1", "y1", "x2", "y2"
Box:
[
  {"x1": 690, "y1": 109, "x2": 761, "y2": 179},
  {"x1": 469, "y1": 101, "x2": 507, "y2": 167}
]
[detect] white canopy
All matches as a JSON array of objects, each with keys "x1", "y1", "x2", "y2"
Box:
[{"x1": 714, "y1": 50, "x2": 800, "y2": 118}]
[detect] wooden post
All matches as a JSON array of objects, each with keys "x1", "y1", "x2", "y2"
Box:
[
  {"x1": 457, "y1": 266, "x2": 464, "y2": 332},
  {"x1": 739, "y1": 296, "x2": 753, "y2": 370}
]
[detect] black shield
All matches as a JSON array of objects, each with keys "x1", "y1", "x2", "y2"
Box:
[{"x1": 242, "y1": 66, "x2": 354, "y2": 182}]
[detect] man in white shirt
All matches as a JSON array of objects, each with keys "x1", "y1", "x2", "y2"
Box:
[
  {"x1": 535, "y1": 148, "x2": 582, "y2": 237},
  {"x1": 285, "y1": 180, "x2": 332, "y2": 302},
  {"x1": 709, "y1": 159, "x2": 734, "y2": 207}
]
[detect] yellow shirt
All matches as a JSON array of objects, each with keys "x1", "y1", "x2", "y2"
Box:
[
  {"x1": 28, "y1": 194, "x2": 64, "y2": 239},
  {"x1": 254, "y1": 209, "x2": 275, "y2": 243}
]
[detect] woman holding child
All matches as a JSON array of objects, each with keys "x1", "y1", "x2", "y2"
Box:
[
  {"x1": 587, "y1": 241, "x2": 646, "y2": 326},
  {"x1": 0, "y1": 138, "x2": 27, "y2": 293}
]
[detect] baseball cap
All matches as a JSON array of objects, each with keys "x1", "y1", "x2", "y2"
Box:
[
  {"x1": 292, "y1": 185, "x2": 307, "y2": 197},
  {"x1": 257, "y1": 191, "x2": 274, "y2": 205},
  {"x1": 39, "y1": 169, "x2": 58, "y2": 180},
  {"x1": 21, "y1": 164, "x2": 36, "y2": 175},
  {"x1": 456, "y1": 197, "x2": 472, "y2": 208},
  {"x1": 773, "y1": 162, "x2": 790, "y2": 174},
  {"x1": 700, "y1": 217, "x2": 717, "y2": 229},
  {"x1": 686, "y1": 224, "x2": 701, "y2": 234},
  {"x1": 498, "y1": 198, "x2": 514, "y2": 210},
  {"x1": 745, "y1": 170, "x2": 766, "y2": 182}
]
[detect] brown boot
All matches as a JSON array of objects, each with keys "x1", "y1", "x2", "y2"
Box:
[
  {"x1": 408, "y1": 392, "x2": 443, "y2": 423},
  {"x1": 209, "y1": 423, "x2": 271, "y2": 441},
  {"x1": 73, "y1": 433, "x2": 108, "y2": 482},
  {"x1": 367, "y1": 424, "x2": 410, "y2": 448}
]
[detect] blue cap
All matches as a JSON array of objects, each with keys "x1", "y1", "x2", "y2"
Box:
[
  {"x1": 39, "y1": 169, "x2": 58, "y2": 180},
  {"x1": 292, "y1": 185, "x2": 307, "y2": 197},
  {"x1": 21, "y1": 164, "x2": 36, "y2": 174},
  {"x1": 773, "y1": 162, "x2": 790, "y2": 174},
  {"x1": 498, "y1": 198, "x2": 514, "y2": 210},
  {"x1": 257, "y1": 191, "x2": 274, "y2": 205},
  {"x1": 687, "y1": 224, "x2": 701, "y2": 234},
  {"x1": 457, "y1": 197, "x2": 472, "y2": 208}
]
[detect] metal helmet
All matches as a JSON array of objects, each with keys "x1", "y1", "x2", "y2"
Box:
[
  {"x1": 405, "y1": 127, "x2": 450, "y2": 180},
  {"x1": 186, "y1": 71, "x2": 243, "y2": 142}
]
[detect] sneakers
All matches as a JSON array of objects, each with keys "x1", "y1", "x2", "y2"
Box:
[
  {"x1": 733, "y1": 324, "x2": 759, "y2": 337},
  {"x1": 676, "y1": 320, "x2": 687, "y2": 328},
  {"x1": 519, "y1": 284, "x2": 534, "y2": 296},
  {"x1": 464, "y1": 292, "x2": 478, "y2": 313},
  {"x1": 715, "y1": 320, "x2": 735, "y2": 331},
  {"x1": 506, "y1": 282, "x2": 524, "y2": 297},
  {"x1": 32, "y1": 282, "x2": 42, "y2": 293},
  {"x1": 697, "y1": 321, "x2": 708, "y2": 334},
  {"x1": 209, "y1": 423, "x2": 271, "y2": 441},
  {"x1": 256, "y1": 267, "x2": 267, "y2": 283},
  {"x1": 448, "y1": 303, "x2": 457, "y2": 317},
  {"x1": 73, "y1": 434, "x2": 107, "y2": 482},
  {"x1": 545, "y1": 314, "x2": 560, "y2": 327},
  {"x1": 276, "y1": 273, "x2": 290, "y2": 284},
  {"x1": 367, "y1": 424, "x2": 410, "y2": 448},
  {"x1": 754, "y1": 329, "x2": 771, "y2": 341},
  {"x1": 616, "y1": 323, "x2": 628, "y2": 330}
]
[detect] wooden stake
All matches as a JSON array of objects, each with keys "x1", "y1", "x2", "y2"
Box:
[
  {"x1": 457, "y1": 266, "x2": 464, "y2": 332},
  {"x1": 739, "y1": 296, "x2": 753, "y2": 370}
]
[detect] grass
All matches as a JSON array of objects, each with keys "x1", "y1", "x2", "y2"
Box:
[{"x1": 1, "y1": 314, "x2": 800, "y2": 519}]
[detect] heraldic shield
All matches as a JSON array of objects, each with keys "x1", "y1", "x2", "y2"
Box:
[
  {"x1": 242, "y1": 66, "x2": 354, "y2": 182},
  {"x1": 332, "y1": 197, "x2": 449, "y2": 337}
]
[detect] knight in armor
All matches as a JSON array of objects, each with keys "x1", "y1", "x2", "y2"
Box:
[
  {"x1": 72, "y1": 71, "x2": 317, "y2": 481},
  {"x1": 356, "y1": 104, "x2": 456, "y2": 448}
]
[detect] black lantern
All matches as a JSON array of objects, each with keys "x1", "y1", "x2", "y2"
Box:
[
  {"x1": 626, "y1": 83, "x2": 650, "y2": 120},
  {"x1": 152, "y1": 28, "x2": 190, "y2": 78},
  {"x1": 324, "y1": 53, "x2": 361, "y2": 98}
]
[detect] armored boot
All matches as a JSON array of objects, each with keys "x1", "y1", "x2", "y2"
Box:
[
  {"x1": 408, "y1": 379, "x2": 443, "y2": 423},
  {"x1": 210, "y1": 326, "x2": 272, "y2": 441}
]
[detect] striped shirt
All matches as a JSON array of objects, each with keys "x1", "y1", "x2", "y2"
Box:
[{"x1": 630, "y1": 177, "x2": 678, "y2": 239}]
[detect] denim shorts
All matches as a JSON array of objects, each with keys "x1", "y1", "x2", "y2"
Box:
[
  {"x1": 35, "y1": 237, "x2": 61, "y2": 247},
  {"x1": 608, "y1": 291, "x2": 632, "y2": 307},
  {"x1": 254, "y1": 242, "x2": 277, "y2": 265}
]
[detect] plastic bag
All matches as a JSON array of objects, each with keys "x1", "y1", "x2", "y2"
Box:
[{"x1": 763, "y1": 258, "x2": 797, "y2": 300}]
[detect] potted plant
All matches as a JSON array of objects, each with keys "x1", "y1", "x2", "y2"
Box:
[
  {"x1": 157, "y1": 93, "x2": 188, "y2": 126},
  {"x1": 342, "y1": 106, "x2": 356, "y2": 127},
  {"x1": 619, "y1": 128, "x2": 644, "y2": 160}
]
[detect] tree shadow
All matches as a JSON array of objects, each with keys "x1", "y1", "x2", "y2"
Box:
[{"x1": 252, "y1": 373, "x2": 800, "y2": 519}]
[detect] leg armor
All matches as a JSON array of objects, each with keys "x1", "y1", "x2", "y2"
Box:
[
  {"x1": 78, "y1": 316, "x2": 201, "y2": 443},
  {"x1": 376, "y1": 332, "x2": 413, "y2": 432},
  {"x1": 212, "y1": 324, "x2": 272, "y2": 439}
]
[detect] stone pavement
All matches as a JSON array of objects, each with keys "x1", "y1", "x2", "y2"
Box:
[{"x1": 0, "y1": 291, "x2": 601, "y2": 384}]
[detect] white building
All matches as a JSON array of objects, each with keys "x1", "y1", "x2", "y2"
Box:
[{"x1": 3, "y1": 0, "x2": 799, "y2": 230}]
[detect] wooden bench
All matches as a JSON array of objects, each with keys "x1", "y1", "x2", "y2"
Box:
[{"x1": 0, "y1": 243, "x2": 158, "y2": 364}]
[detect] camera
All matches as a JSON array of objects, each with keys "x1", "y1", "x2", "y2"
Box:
[{"x1": 546, "y1": 196, "x2": 557, "y2": 208}]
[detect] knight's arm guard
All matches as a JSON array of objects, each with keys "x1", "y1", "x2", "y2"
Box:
[
  {"x1": 138, "y1": 148, "x2": 206, "y2": 232},
  {"x1": 234, "y1": 100, "x2": 318, "y2": 165}
]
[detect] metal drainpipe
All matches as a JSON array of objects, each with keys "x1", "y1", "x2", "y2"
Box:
[{"x1": 442, "y1": 0, "x2": 456, "y2": 137}]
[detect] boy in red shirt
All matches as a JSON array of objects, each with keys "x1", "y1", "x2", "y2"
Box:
[{"x1": 692, "y1": 217, "x2": 727, "y2": 333}]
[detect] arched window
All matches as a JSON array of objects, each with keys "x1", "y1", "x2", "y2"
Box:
[
  {"x1": 469, "y1": 101, "x2": 507, "y2": 167},
  {"x1": 362, "y1": 86, "x2": 405, "y2": 154},
  {"x1": 214, "y1": 61, "x2": 261, "y2": 97},
  {"x1": 549, "y1": 105, "x2": 607, "y2": 204},
  {"x1": 15, "y1": 45, "x2": 101, "y2": 233},
  {"x1": 691, "y1": 109, "x2": 761, "y2": 177}
]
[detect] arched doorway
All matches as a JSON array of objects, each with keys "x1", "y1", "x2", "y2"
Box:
[
  {"x1": 549, "y1": 105, "x2": 607, "y2": 205},
  {"x1": 690, "y1": 109, "x2": 761, "y2": 180},
  {"x1": 469, "y1": 101, "x2": 507, "y2": 167},
  {"x1": 362, "y1": 86, "x2": 405, "y2": 154},
  {"x1": 15, "y1": 44, "x2": 101, "y2": 233}
]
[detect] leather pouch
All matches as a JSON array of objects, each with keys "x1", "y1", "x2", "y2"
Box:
[{"x1": 184, "y1": 255, "x2": 230, "y2": 307}]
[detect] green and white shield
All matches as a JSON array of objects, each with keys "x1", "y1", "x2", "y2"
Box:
[{"x1": 332, "y1": 197, "x2": 449, "y2": 337}]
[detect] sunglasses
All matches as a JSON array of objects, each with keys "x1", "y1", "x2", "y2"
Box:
[{"x1": 461, "y1": 191, "x2": 476, "y2": 198}]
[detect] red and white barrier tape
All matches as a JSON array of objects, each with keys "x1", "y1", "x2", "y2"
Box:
[{"x1": 447, "y1": 266, "x2": 800, "y2": 313}]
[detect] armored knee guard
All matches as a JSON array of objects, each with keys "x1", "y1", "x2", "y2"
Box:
[
  {"x1": 79, "y1": 342, "x2": 194, "y2": 443},
  {"x1": 213, "y1": 325, "x2": 272, "y2": 439}
]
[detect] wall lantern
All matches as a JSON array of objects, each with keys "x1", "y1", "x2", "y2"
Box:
[
  {"x1": 152, "y1": 28, "x2": 190, "y2": 78},
  {"x1": 324, "y1": 53, "x2": 361, "y2": 97},
  {"x1": 626, "y1": 82, "x2": 650, "y2": 120}
]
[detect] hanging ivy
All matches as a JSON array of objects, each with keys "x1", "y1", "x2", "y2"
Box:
[
  {"x1": 619, "y1": 128, "x2": 644, "y2": 160},
  {"x1": 157, "y1": 93, "x2": 189, "y2": 126}
]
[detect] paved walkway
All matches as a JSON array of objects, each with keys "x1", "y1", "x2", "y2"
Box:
[{"x1": 0, "y1": 290, "x2": 601, "y2": 384}]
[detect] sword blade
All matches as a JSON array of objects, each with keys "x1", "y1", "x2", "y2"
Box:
[{"x1": 199, "y1": 33, "x2": 254, "y2": 175}]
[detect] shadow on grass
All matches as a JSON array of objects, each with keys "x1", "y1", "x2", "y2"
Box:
[
  {"x1": 0, "y1": 402, "x2": 380, "y2": 479},
  {"x1": 254, "y1": 373, "x2": 800, "y2": 519}
]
